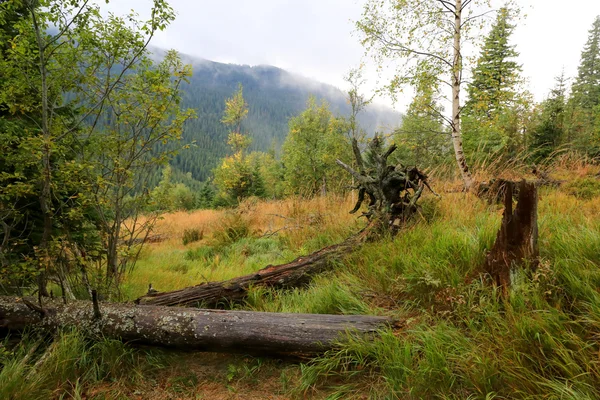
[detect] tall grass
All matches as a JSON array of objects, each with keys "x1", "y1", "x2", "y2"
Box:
[
  {"x1": 297, "y1": 188, "x2": 600, "y2": 399},
  {"x1": 16, "y1": 162, "x2": 600, "y2": 398},
  {"x1": 0, "y1": 330, "x2": 167, "y2": 400}
]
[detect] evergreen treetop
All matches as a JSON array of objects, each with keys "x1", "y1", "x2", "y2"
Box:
[
  {"x1": 465, "y1": 7, "x2": 522, "y2": 117},
  {"x1": 572, "y1": 16, "x2": 600, "y2": 110}
]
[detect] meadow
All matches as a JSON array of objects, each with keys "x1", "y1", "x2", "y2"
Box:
[{"x1": 2, "y1": 158, "x2": 600, "y2": 399}]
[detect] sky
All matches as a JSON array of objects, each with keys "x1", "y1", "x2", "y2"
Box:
[{"x1": 103, "y1": 0, "x2": 600, "y2": 111}]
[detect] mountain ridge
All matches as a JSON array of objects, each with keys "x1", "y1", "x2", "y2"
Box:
[{"x1": 156, "y1": 49, "x2": 402, "y2": 182}]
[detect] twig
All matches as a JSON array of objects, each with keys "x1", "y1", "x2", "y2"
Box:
[
  {"x1": 92, "y1": 290, "x2": 102, "y2": 320},
  {"x1": 23, "y1": 298, "x2": 47, "y2": 318}
]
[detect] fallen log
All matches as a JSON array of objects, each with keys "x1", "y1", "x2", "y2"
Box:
[
  {"x1": 136, "y1": 224, "x2": 374, "y2": 307},
  {"x1": 485, "y1": 180, "x2": 539, "y2": 294},
  {"x1": 0, "y1": 296, "x2": 393, "y2": 356}
]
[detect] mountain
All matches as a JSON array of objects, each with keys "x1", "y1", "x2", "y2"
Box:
[{"x1": 161, "y1": 51, "x2": 402, "y2": 183}]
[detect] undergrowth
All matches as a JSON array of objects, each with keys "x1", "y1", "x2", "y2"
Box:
[{"x1": 5, "y1": 165, "x2": 600, "y2": 398}]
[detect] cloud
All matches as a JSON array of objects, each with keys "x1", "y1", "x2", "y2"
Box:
[{"x1": 101, "y1": 0, "x2": 600, "y2": 111}]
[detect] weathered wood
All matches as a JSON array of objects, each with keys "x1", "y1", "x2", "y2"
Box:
[
  {"x1": 485, "y1": 180, "x2": 539, "y2": 293},
  {"x1": 337, "y1": 136, "x2": 434, "y2": 229},
  {"x1": 0, "y1": 296, "x2": 393, "y2": 356},
  {"x1": 136, "y1": 224, "x2": 374, "y2": 307}
]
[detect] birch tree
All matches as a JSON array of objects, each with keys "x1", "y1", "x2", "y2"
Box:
[{"x1": 357, "y1": 0, "x2": 512, "y2": 190}]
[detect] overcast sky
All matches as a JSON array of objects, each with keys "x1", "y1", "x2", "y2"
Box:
[{"x1": 105, "y1": 0, "x2": 600, "y2": 111}]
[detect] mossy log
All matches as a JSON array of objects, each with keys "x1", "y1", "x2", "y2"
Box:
[
  {"x1": 0, "y1": 296, "x2": 393, "y2": 356},
  {"x1": 136, "y1": 224, "x2": 374, "y2": 307},
  {"x1": 485, "y1": 180, "x2": 539, "y2": 293}
]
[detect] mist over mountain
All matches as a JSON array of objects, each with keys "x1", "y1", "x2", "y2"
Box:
[{"x1": 161, "y1": 50, "x2": 402, "y2": 182}]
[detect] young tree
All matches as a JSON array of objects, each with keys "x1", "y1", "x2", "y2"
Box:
[
  {"x1": 345, "y1": 67, "x2": 371, "y2": 142},
  {"x1": 357, "y1": 0, "x2": 515, "y2": 190},
  {"x1": 530, "y1": 72, "x2": 567, "y2": 160},
  {"x1": 213, "y1": 84, "x2": 264, "y2": 202},
  {"x1": 282, "y1": 97, "x2": 352, "y2": 196},
  {"x1": 0, "y1": 0, "x2": 194, "y2": 296},
  {"x1": 222, "y1": 83, "x2": 251, "y2": 153},
  {"x1": 462, "y1": 7, "x2": 529, "y2": 158},
  {"x1": 394, "y1": 77, "x2": 449, "y2": 168}
]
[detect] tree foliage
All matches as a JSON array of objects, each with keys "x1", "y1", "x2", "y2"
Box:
[
  {"x1": 356, "y1": 0, "x2": 515, "y2": 189},
  {"x1": 393, "y1": 76, "x2": 450, "y2": 168},
  {"x1": 213, "y1": 85, "x2": 266, "y2": 203},
  {"x1": 566, "y1": 16, "x2": 600, "y2": 155},
  {"x1": 0, "y1": 0, "x2": 193, "y2": 297},
  {"x1": 529, "y1": 72, "x2": 567, "y2": 160},
  {"x1": 282, "y1": 97, "x2": 352, "y2": 196},
  {"x1": 462, "y1": 6, "x2": 531, "y2": 159}
]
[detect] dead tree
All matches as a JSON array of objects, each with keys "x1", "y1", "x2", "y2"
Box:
[
  {"x1": 136, "y1": 225, "x2": 373, "y2": 307},
  {"x1": 484, "y1": 180, "x2": 539, "y2": 293},
  {"x1": 0, "y1": 296, "x2": 393, "y2": 356},
  {"x1": 336, "y1": 136, "x2": 435, "y2": 231}
]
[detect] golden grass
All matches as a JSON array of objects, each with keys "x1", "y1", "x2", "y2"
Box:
[
  {"x1": 123, "y1": 160, "x2": 600, "y2": 301},
  {"x1": 121, "y1": 194, "x2": 363, "y2": 299}
]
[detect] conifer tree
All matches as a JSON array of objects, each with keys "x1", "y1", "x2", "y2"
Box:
[
  {"x1": 566, "y1": 16, "x2": 600, "y2": 154},
  {"x1": 463, "y1": 7, "x2": 528, "y2": 157},
  {"x1": 530, "y1": 72, "x2": 567, "y2": 159},
  {"x1": 572, "y1": 16, "x2": 600, "y2": 111}
]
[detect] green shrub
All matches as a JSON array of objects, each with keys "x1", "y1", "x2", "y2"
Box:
[
  {"x1": 212, "y1": 212, "x2": 251, "y2": 247},
  {"x1": 563, "y1": 177, "x2": 600, "y2": 199},
  {"x1": 182, "y1": 228, "x2": 202, "y2": 245}
]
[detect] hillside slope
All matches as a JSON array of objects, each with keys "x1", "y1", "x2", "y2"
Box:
[{"x1": 162, "y1": 51, "x2": 401, "y2": 182}]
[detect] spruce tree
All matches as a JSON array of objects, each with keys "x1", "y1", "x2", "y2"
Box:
[
  {"x1": 566, "y1": 16, "x2": 600, "y2": 154},
  {"x1": 530, "y1": 72, "x2": 567, "y2": 159},
  {"x1": 463, "y1": 7, "x2": 527, "y2": 157},
  {"x1": 465, "y1": 8, "x2": 522, "y2": 115},
  {"x1": 571, "y1": 16, "x2": 600, "y2": 111}
]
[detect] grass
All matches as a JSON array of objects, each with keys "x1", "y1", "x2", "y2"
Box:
[{"x1": 5, "y1": 162, "x2": 600, "y2": 398}]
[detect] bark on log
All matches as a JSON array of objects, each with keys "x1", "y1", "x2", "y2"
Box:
[
  {"x1": 485, "y1": 180, "x2": 539, "y2": 293},
  {"x1": 136, "y1": 225, "x2": 374, "y2": 307},
  {"x1": 0, "y1": 296, "x2": 392, "y2": 356}
]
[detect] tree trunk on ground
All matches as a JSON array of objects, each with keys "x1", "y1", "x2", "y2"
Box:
[
  {"x1": 136, "y1": 224, "x2": 374, "y2": 307},
  {"x1": 0, "y1": 296, "x2": 393, "y2": 356},
  {"x1": 485, "y1": 180, "x2": 539, "y2": 293}
]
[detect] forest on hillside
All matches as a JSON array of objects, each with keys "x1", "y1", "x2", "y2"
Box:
[{"x1": 1, "y1": 0, "x2": 600, "y2": 398}]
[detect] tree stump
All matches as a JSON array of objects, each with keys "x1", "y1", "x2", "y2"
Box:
[
  {"x1": 336, "y1": 136, "x2": 435, "y2": 232},
  {"x1": 484, "y1": 180, "x2": 539, "y2": 293}
]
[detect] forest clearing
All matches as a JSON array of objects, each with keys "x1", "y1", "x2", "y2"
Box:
[
  {"x1": 3, "y1": 156, "x2": 600, "y2": 398},
  {"x1": 3, "y1": 0, "x2": 600, "y2": 398}
]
